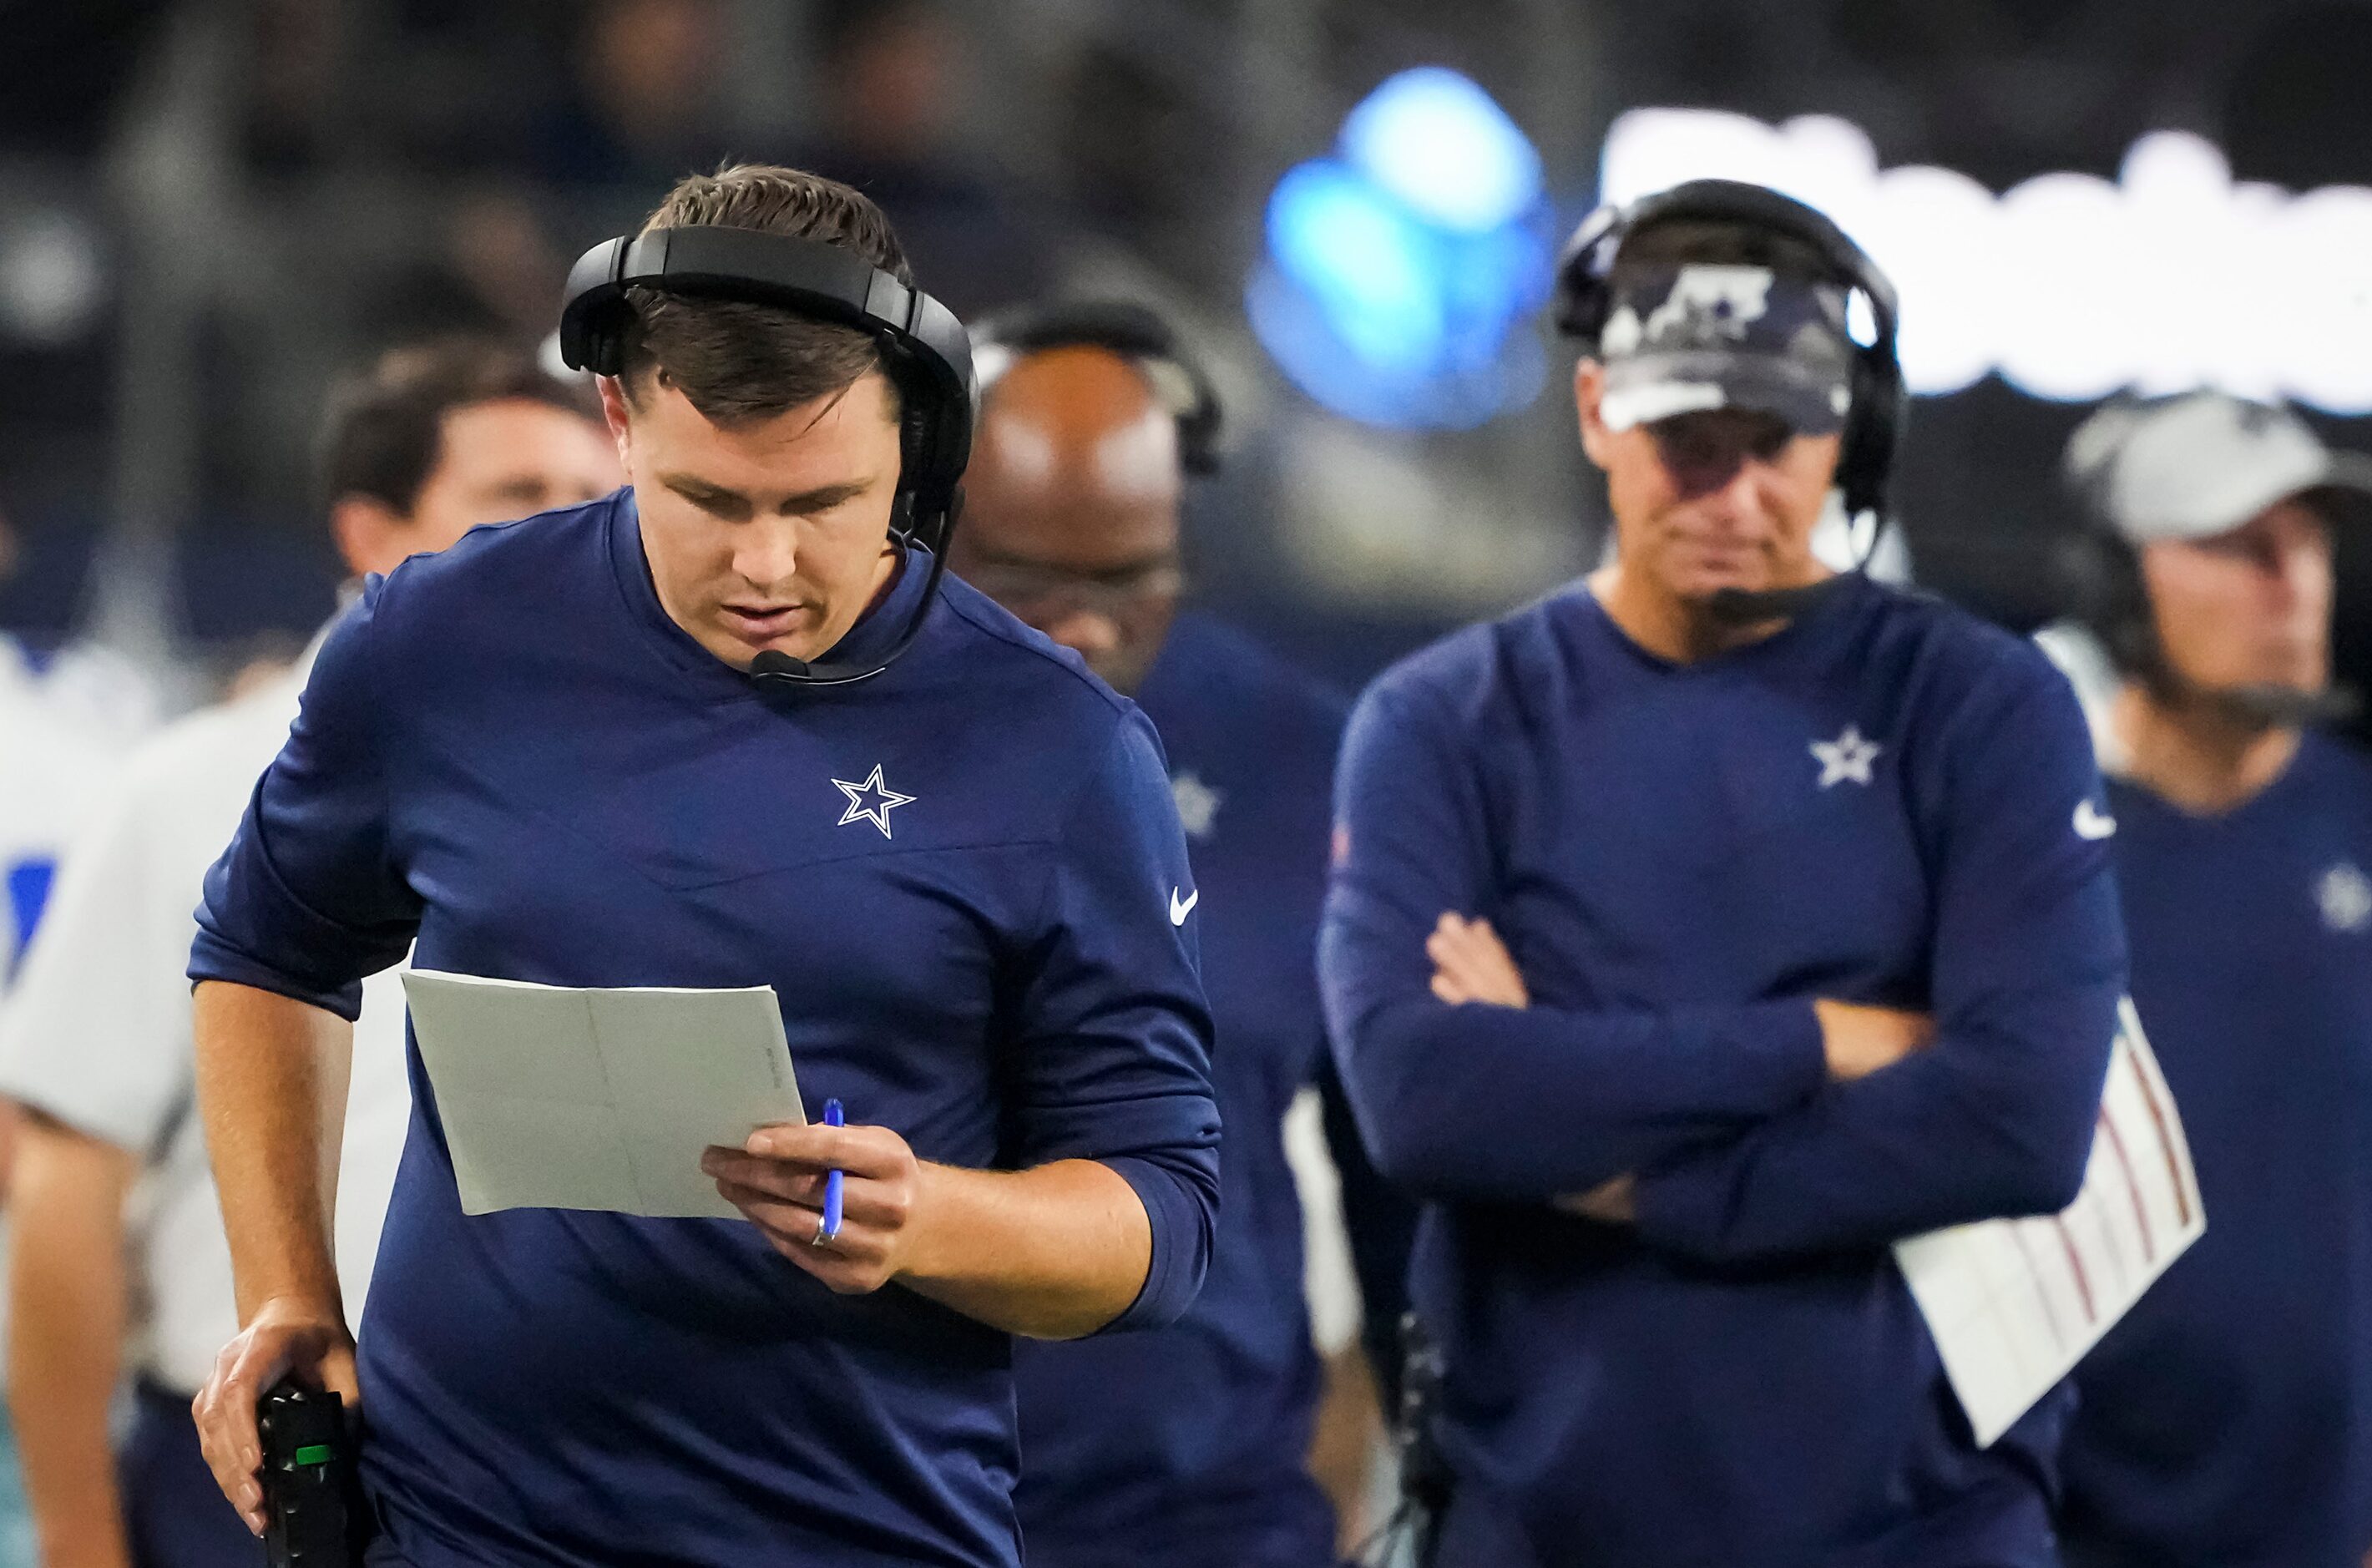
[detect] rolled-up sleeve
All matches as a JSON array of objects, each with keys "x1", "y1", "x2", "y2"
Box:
[
  {"x1": 189, "y1": 579, "x2": 421, "y2": 1018},
  {"x1": 1009, "y1": 707, "x2": 1221, "y2": 1333}
]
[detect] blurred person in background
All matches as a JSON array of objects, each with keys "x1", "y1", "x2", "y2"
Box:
[
  {"x1": 364, "y1": 189, "x2": 578, "y2": 353},
  {"x1": 799, "y1": 0, "x2": 1055, "y2": 317},
  {"x1": 0, "y1": 636, "x2": 160, "y2": 761},
  {"x1": 0, "y1": 497, "x2": 162, "y2": 756},
  {"x1": 1320, "y1": 183, "x2": 2127, "y2": 1568},
  {"x1": 0, "y1": 338, "x2": 618, "y2": 1568},
  {"x1": 0, "y1": 660, "x2": 125, "y2": 984},
  {"x1": 2045, "y1": 393, "x2": 2372, "y2": 1568},
  {"x1": 529, "y1": 0, "x2": 734, "y2": 192},
  {"x1": 0, "y1": 519, "x2": 160, "y2": 1568},
  {"x1": 0, "y1": 634, "x2": 123, "y2": 1568},
  {"x1": 952, "y1": 301, "x2": 1409, "y2": 1566}
]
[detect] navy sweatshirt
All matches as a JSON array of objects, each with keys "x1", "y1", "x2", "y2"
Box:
[
  {"x1": 1013, "y1": 613, "x2": 1346, "y2": 1568},
  {"x1": 188, "y1": 491, "x2": 1222, "y2": 1568},
  {"x1": 2061, "y1": 734, "x2": 2372, "y2": 1568},
  {"x1": 1319, "y1": 574, "x2": 2126, "y2": 1568}
]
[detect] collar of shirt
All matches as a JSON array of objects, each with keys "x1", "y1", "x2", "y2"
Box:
[
  {"x1": 604, "y1": 488, "x2": 935, "y2": 700},
  {"x1": 1575, "y1": 570, "x2": 1870, "y2": 678},
  {"x1": 2107, "y1": 728, "x2": 2345, "y2": 837}
]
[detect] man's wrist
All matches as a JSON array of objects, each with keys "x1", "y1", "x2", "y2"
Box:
[
  {"x1": 245, "y1": 1283, "x2": 348, "y2": 1328},
  {"x1": 891, "y1": 1161, "x2": 959, "y2": 1285}
]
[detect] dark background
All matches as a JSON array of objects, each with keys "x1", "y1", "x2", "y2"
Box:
[{"x1": 2, "y1": 0, "x2": 2367, "y2": 727}]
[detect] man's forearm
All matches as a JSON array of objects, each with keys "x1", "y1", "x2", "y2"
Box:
[
  {"x1": 1631, "y1": 986, "x2": 2121, "y2": 1264},
  {"x1": 1308, "y1": 1345, "x2": 1387, "y2": 1554},
  {"x1": 191, "y1": 980, "x2": 354, "y2": 1320},
  {"x1": 1337, "y1": 994, "x2": 1826, "y2": 1202},
  {"x1": 709, "y1": 1123, "x2": 1211, "y2": 1336},
  {"x1": 899, "y1": 1158, "x2": 1151, "y2": 1339},
  {"x1": 8, "y1": 1112, "x2": 138, "y2": 1568}
]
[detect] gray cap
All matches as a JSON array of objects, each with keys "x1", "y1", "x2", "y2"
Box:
[
  {"x1": 2066, "y1": 391, "x2": 2372, "y2": 544},
  {"x1": 1595, "y1": 262, "x2": 1855, "y2": 435}
]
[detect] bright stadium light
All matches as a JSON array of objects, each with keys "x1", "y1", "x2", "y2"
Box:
[
  {"x1": 1599, "y1": 109, "x2": 2372, "y2": 413},
  {"x1": 1341, "y1": 67, "x2": 1545, "y2": 234},
  {"x1": 1990, "y1": 170, "x2": 2128, "y2": 402},
  {"x1": 1251, "y1": 68, "x2": 1552, "y2": 430},
  {"x1": 1266, "y1": 161, "x2": 1444, "y2": 375}
]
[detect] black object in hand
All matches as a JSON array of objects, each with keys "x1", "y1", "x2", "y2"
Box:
[{"x1": 257, "y1": 1382, "x2": 367, "y2": 1565}]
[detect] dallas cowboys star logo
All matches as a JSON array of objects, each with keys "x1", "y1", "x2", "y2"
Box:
[
  {"x1": 1810, "y1": 725, "x2": 1882, "y2": 788},
  {"x1": 1171, "y1": 771, "x2": 1223, "y2": 840},
  {"x1": 832, "y1": 764, "x2": 914, "y2": 839},
  {"x1": 2318, "y1": 861, "x2": 2371, "y2": 934}
]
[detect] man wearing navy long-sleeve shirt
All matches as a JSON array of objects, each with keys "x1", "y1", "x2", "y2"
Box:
[
  {"x1": 951, "y1": 303, "x2": 1405, "y2": 1566},
  {"x1": 182, "y1": 165, "x2": 1221, "y2": 1568},
  {"x1": 1319, "y1": 184, "x2": 2127, "y2": 1568},
  {"x1": 2046, "y1": 393, "x2": 2372, "y2": 1568}
]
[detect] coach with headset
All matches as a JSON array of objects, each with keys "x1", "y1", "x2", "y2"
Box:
[
  {"x1": 1318, "y1": 180, "x2": 2127, "y2": 1567},
  {"x1": 181, "y1": 165, "x2": 1220, "y2": 1568},
  {"x1": 2043, "y1": 393, "x2": 2372, "y2": 1568}
]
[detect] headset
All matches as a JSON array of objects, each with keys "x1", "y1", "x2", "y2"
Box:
[
  {"x1": 967, "y1": 299, "x2": 1224, "y2": 476},
  {"x1": 2062, "y1": 394, "x2": 2362, "y2": 726},
  {"x1": 559, "y1": 225, "x2": 978, "y2": 689},
  {"x1": 2060, "y1": 399, "x2": 2167, "y2": 684},
  {"x1": 1553, "y1": 178, "x2": 1905, "y2": 533}
]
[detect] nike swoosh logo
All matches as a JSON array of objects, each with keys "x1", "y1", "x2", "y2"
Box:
[
  {"x1": 1170, "y1": 887, "x2": 1199, "y2": 926},
  {"x1": 2074, "y1": 799, "x2": 2117, "y2": 840}
]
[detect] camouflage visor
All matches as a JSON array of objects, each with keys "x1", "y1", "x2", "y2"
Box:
[{"x1": 1594, "y1": 263, "x2": 1856, "y2": 436}]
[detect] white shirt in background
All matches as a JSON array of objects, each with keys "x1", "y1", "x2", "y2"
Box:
[
  {"x1": 2033, "y1": 620, "x2": 2131, "y2": 774},
  {"x1": 0, "y1": 635, "x2": 164, "y2": 758},
  {"x1": 0, "y1": 698, "x2": 117, "y2": 980},
  {"x1": 0, "y1": 649, "x2": 411, "y2": 1394}
]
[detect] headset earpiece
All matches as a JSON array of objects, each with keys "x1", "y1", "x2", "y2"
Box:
[
  {"x1": 2060, "y1": 397, "x2": 2166, "y2": 682},
  {"x1": 2058, "y1": 525, "x2": 2157, "y2": 679},
  {"x1": 1839, "y1": 346, "x2": 1905, "y2": 524},
  {"x1": 1550, "y1": 203, "x2": 1628, "y2": 346}
]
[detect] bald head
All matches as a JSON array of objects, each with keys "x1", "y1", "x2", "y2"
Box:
[
  {"x1": 953, "y1": 345, "x2": 1187, "y2": 692},
  {"x1": 965, "y1": 347, "x2": 1182, "y2": 551}
]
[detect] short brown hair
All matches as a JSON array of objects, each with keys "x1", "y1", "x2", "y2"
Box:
[
  {"x1": 620, "y1": 164, "x2": 912, "y2": 425},
  {"x1": 1610, "y1": 217, "x2": 1843, "y2": 290},
  {"x1": 319, "y1": 336, "x2": 590, "y2": 513}
]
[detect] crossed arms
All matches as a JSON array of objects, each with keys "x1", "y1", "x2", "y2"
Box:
[{"x1": 1317, "y1": 670, "x2": 2127, "y2": 1267}]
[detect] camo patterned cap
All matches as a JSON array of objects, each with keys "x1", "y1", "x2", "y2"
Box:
[{"x1": 1595, "y1": 263, "x2": 1855, "y2": 436}]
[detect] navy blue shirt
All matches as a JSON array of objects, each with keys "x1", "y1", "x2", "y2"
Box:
[
  {"x1": 189, "y1": 491, "x2": 1222, "y2": 1568},
  {"x1": 1012, "y1": 613, "x2": 1344, "y2": 1568},
  {"x1": 1320, "y1": 575, "x2": 2127, "y2": 1568},
  {"x1": 2061, "y1": 734, "x2": 2372, "y2": 1568}
]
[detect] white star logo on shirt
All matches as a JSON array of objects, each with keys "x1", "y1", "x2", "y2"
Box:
[
  {"x1": 832, "y1": 764, "x2": 914, "y2": 840},
  {"x1": 1809, "y1": 725, "x2": 1883, "y2": 788},
  {"x1": 2318, "y1": 861, "x2": 2371, "y2": 934},
  {"x1": 1171, "y1": 771, "x2": 1223, "y2": 840}
]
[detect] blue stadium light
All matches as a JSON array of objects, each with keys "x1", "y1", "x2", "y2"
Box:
[
  {"x1": 1250, "y1": 68, "x2": 1552, "y2": 430},
  {"x1": 1341, "y1": 67, "x2": 1544, "y2": 235},
  {"x1": 1266, "y1": 162, "x2": 1443, "y2": 375}
]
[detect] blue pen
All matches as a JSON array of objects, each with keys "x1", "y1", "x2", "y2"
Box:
[{"x1": 821, "y1": 1099, "x2": 845, "y2": 1242}]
